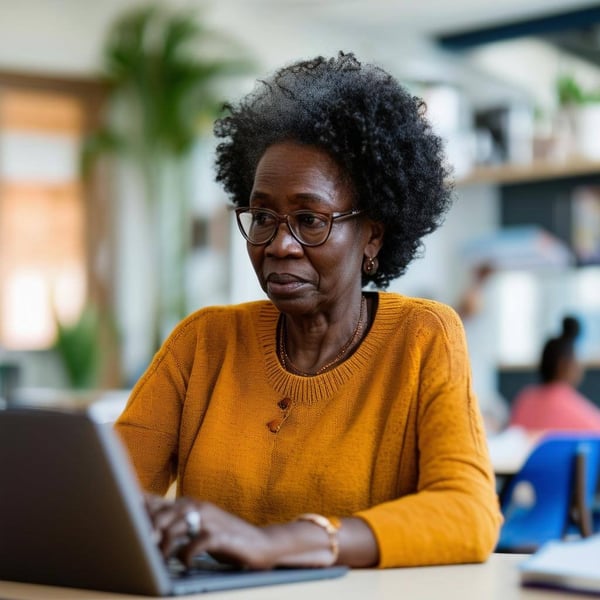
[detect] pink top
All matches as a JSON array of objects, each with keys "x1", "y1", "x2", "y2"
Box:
[{"x1": 510, "y1": 382, "x2": 600, "y2": 432}]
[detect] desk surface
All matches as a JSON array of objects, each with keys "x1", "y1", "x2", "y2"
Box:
[
  {"x1": 0, "y1": 554, "x2": 585, "y2": 600},
  {"x1": 488, "y1": 427, "x2": 539, "y2": 476}
]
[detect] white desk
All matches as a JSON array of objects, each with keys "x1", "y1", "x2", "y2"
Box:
[
  {"x1": 8, "y1": 388, "x2": 130, "y2": 424},
  {"x1": 0, "y1": 554, "x2": 584, "y2": 600},
  {"x1": 488, "y1": 427, "x2": 539, "y2": 476}
]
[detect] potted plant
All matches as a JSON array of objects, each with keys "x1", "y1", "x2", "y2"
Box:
[
  {"x1": 53, "y1": 304, "x2": 102, "y2": 389},
  {"x1": 85, "y1": 4, "x2": 253, "y2": 362},
  {"x1": 556, "y1": 75, "x2": 600, "y2": 160}
]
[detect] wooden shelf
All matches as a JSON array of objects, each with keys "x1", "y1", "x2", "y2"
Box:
[{"x1": 456, "y1": 158, "x2": 600, "y2": 186}]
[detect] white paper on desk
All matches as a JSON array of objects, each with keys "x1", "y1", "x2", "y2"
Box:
[
  {"x1": 486, "y1": 426, "x2": 532, "y2": 473},
  {"x1": 520, "y1": 535, "x2": 600, "y2": 594}
]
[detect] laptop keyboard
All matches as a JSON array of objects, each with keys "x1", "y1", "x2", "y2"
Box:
[{"x1": 167, "y1": 555, "x2": 241, "y2": 579}]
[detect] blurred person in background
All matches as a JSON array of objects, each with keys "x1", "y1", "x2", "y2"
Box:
[
  {"x1": 456, "y1": 262, "x2": 508, "y2": 433},
  {"x1": 510, "y1": 315, "x2": 600, "y2": 432},
  {"x1": 456, "y1": 263, "x2": 495, "y2": 322}
]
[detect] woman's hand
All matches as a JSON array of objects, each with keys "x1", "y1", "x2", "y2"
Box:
[
  {"x1": 144, "y1": 494, "x2": 277, "y2": 569},
  {"x1": 144, "y1": 493, "x2": 379, "y2": 569}
]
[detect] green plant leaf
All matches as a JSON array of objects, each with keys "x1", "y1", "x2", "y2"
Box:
[
  {"x1": 80, "y1": 128, "x2": 124, "y2": 176},
  {"x1": 53, "y1": 305, "x2": 102, "y2": 389},
  {"x1": 91, "y1": 4, "x2": 255, "y2": 161},
  {"x1": 557, "y1": 75, "x2": 584, "y2": 106},
  {"x1": 556, "y1": 75, "x2": 600, "y2": 106}
]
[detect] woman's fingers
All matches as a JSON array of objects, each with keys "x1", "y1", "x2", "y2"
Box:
[
  {"x1": 187, "y1": 504, "x2": 270, "y2": 567},
  {"x1": 143, "y1": 497, "x2": 279, "y2": 569},
  {"x1": 181, "y1": 506, "x2": 275, "y2": 569},
  {"x1": 144, "y1": 492, "x2": 170, "y2": 513},
  {"x1": 145, "y1": 496, "x2": 202, "y2": 556}
]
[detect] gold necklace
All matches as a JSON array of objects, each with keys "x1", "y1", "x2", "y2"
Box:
[{"x1": 278, "y1": 295, "x2": 367, "y2": 376}]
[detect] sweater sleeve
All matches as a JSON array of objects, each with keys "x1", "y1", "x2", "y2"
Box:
[
  {"x1": 355, "y1": 304, "x2": 503, "y2": 567},
  {"x1": 114, "y1": 316, "x2": 198, "y2": 495}
]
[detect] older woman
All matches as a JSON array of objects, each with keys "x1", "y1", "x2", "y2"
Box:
[{"x1": 115, "y1": 52, "x2": 502, "y2": 570}]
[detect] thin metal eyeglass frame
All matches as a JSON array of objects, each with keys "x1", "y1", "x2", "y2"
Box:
[{"x1": 234, "y1": 206, "x2": 364, "y2": 247}]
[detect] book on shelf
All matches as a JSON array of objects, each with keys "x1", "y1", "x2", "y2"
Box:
[
  {"x1": 461, "y1": 225, "x2": 574, "y2": 270},
  {"x1": 572, "y1": 186, "x2": 600, "y2": 265}
]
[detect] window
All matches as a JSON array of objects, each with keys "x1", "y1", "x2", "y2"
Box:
[{"x1": 0, "y1": 74, "x2": 107, "y2": 351}]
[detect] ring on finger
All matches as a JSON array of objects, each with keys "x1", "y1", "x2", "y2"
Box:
[{"x1": 184, "y1": 509, "x2": 202, "y2": 538}]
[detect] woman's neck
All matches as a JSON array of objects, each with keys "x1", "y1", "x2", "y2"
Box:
[{"x1": 278, "y1": 293, "x2": 369, "y2": 376}]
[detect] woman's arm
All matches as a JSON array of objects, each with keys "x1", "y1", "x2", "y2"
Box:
[
  {"x1": 354, "y1": 304, "x2": 503, "y2": 567},
  {"x1": 114, "y1": 315, "x2": 202, "y2": 494}
]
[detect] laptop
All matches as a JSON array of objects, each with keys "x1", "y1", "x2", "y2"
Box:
[{"x1": 0, "y1": 407, "x2": 348, "y2": 596}]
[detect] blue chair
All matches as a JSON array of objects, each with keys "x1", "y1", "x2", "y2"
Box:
[{"x1": 496, "y1": 434, "x2": 600, "y2": 553}]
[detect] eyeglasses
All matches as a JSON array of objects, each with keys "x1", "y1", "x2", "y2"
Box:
[{"x1": 234, "y1": 207, "x2": 364, "y2": 247}]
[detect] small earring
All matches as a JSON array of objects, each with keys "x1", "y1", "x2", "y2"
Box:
[{"x1": 363, "y1": 255, "x2": 379, "y2": 276}]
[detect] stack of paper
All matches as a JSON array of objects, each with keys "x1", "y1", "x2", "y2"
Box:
[{"x1": 520, "y1": 534, "x2": 600, "y2": 594}]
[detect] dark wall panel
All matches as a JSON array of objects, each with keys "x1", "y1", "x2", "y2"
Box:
[{"x1": 499, "y1": 367, "x2": 600, "y2": 409}]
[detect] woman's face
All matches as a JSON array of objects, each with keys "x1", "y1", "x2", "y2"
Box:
[{"x1": 246, "y1": 141, "x2": 383, "y2": 316}]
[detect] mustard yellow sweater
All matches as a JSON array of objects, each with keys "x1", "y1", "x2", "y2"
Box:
[{"x1": 115, "y1": 292, "x2": 502, "y2": 567}]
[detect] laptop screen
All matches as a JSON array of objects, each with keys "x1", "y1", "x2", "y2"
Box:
[{"x1": 0, "y1": 407, "x2": 347, "y2": 596}]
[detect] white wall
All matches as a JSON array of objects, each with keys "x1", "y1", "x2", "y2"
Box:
[{"x1": 0, "y1": 0, "x2": 125, "y2": 75}]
